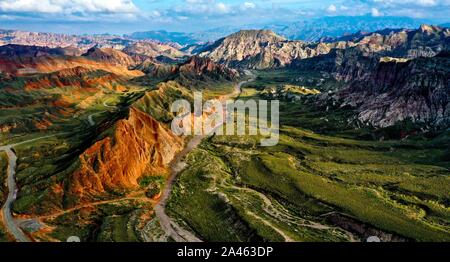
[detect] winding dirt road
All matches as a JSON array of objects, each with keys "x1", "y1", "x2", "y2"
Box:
[
  {"x1": 0, "y1": 74, "x2": 256, "y2": 242},
  {"x1": 0, "y1": 146, "x2": 29, "y2": 242},
  {"x1": 0, "y1": 134, "x2": 65, "y2": 242},
  {"x1": 151, "y1": 71, "x2": 256, "y2": 242},
  {"x1": 0, "y1": 98, "x2": 111, "y2": 241}
]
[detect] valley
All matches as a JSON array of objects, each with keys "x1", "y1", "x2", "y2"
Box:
[
  {"x1": 166, "y1": 72, "x2": 450, "y2": 241},
  {"x1": 0, "y1": 23, "x2": 449, "y2": 242}
]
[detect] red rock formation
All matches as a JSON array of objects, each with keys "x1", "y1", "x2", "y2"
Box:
[
  {"x1": 67, "y1": 107, "x2": 184, "y2": 202},
  {"x1": 24, "y1": 66, "x2": 127, "y2": 92},
  {"x1": 82, "y1": 47, "x2": 137, "y2": 67},
  {"x1": 0, "y1": 45, "x2": 143, "y2": 77},
  {"x1": 179, "y1": 56, "x2": 238, "y2": 79}
]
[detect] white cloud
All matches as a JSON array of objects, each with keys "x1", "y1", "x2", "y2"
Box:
[
  {"x1": 174, "y1": 0, "x2": 234, "y2": 16},
  {"x1": 0, "y1": 0, "x2": 138, "y2": 14},
  {"x1": 327, "y1": 4, "x2": 337, "y2": 12},
  {"x1": 215, "y1": 2, "x2": 230, "y2": 13},
  {"x1": 242, "y1": 2, "x2": 256, "y2": 10},
  {"x1": 371, "y1": 7, "x2": 382, "y2": 16},
  {"x1": 372, "y1": 0, "x2": 440, "y2": 7}
]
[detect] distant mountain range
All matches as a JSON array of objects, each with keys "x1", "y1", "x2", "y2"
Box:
[
  {"x1": 128, "y1": 16, "x2": 440, "y2": 44},
  {"x1": 1, "y1": 19, "x2": 449, "y2": 129},
  {"x1": 1, "y1": 16, "x2": 448, "y2": 49},
  {"x1": 264, "y1": 16, "x2": 431, "y2": 42},
  {"x1": 197, "y1": 24, "x2": 449, "y2": 127}
]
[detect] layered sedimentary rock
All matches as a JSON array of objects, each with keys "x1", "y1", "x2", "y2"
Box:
[
  {"x1": 82, "y1": 47, "x2": 137, "y2": 68},
  {"x1": 337, "y1": 53, "x2": 450, "y2": 127},
  {"x1": 200, "y1": 30, "x2": 350, "y2": 69},
  {"x1": 0, "y1": 44, "x2": 143, "y2": 77},
  {"x1": 68, "y1": 107, "x2": 183, "y2": 201}
]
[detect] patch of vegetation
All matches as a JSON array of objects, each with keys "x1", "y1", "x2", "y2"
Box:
[
  {"x1": 138, "y1": 175, "x2": 164, "y2": 199},
  {"x1": 133, "y1": 81, "x2": 194, "y2": 123},
  {"x1": 138, "y1": 175, "x2": 164, "y2": 188},
  {"x1": 47, "y1": 200, "x2": 147, "y2": 242},
  {"x1": 96, "y1": 210, "x2": 142, "y2": 242},
  {"x1": 243, "y1": 68, "x2": 343, "y2": 92},
  {"x1": 167, "y1": 143, "x2": 351, "y2": 242},
  {"x1": 167, "y1": 69, "x2": 450, "y2": 242},
  {"x1": 0, "y1": 151, "x2": 7, "y2": 206},
  {"x1": 167, "y1": 149, "x2": 266, "y2": 242},
  {"x1": 0, "y1": 225, "x2": 8, "y2": 242}
]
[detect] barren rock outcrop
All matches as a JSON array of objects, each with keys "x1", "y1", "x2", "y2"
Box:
[{"x1": 68, "y1": 107, "x2": 183, "y2": 202}]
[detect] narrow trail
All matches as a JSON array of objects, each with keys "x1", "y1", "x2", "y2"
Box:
[
  {"x1": 36, "y1": 197, "x2": 155, "y2": 220},
  {"x1": 87, "y1": 114, "x2": 96, "y2": 126},
  {"x1": 246, "y1": 211, "x2": 295, "y2": 242},
  {"x1": 88, "y1": 98, "x2": 119, "y2": 127},
  {"x1": 207, "y1": 172, "x2": 353, "y2": 241},
  {"x1": 151, "y1": 71, "x2": 256, "y2": 242},
  {"x1": 103, "y1": 100, "x2": 115, "y2": 108}
]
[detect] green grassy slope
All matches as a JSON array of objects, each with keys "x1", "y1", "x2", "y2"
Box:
[{"x1": 166, "y1": 69, "x2": 450, "y2": 242}]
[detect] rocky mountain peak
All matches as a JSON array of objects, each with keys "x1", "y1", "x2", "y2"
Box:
[
  {"x1": 227, "y1": 29, "x2": 286, "y2": 42},
  {"x1": 200, "y1": 29, "x2": 325, "y2": 69},
  {"x1": 82, "y1": 47, "x2": 136, "y2": 67},
  {"x1": 177, "y1": 56, "x2": 238, "y2": 84},
  {"x1": 419, "y1": 24, "x2": 440, "y2": 33}
]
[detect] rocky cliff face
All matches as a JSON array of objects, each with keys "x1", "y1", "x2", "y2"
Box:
[
  {"x1": 23, "y1": 66, "x2": 127, "y2": 91},
  {"x1": 290, "y1": 25, "x2": 449, "y2": 128},
  {"x1": 177, "y1": 56, "x2": 238, "y2": 81},
  {"x1": 202, "y1": 26, "x2": 449, "y2": 71},
  {"x1": 0, "y1": 44, "x2": 143, "y2": 77},
  {"x1": 82, "y1": 47, "x2": 137, "y2": 68},
  {"x1": 349, "y1": 25, "x2": 449, "y2": 58},
  {"x1": 123, "y1": 41, "x2": 187, "y2": 63},
  {"x1": 0, "y1": 29, "x2": 133, "y2": 50},
  {"x1": 336, "y1": 53, "x2": 450, "y2": 127},
  {"x1": 200, "y1": 30, "x2": 349, "y2": 69},
  {"x1": 319, "y1": 26, "x2": 450, "y2": 128},
  {"x1": 137, "y1": 56, "x2": 239, "y2": 87},
  {"x1": 67, "y1": 107, "x2": 184, "y2": 203}
]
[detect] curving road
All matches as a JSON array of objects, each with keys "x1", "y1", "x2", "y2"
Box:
[
  {"x1": 1, "y1": 134, "x2": 65, "y2": 242},
  {"x1": 0, "y1": 74, "x2": 257, "y2": 242},
  {"x1": 0, "y1": 95, "x2": 123, "y2": 242},
  {"x1": 0, "y1": 145, "x2": 30, "y2": 242},
  {"x1": 151, "y1": 71, "x2": 255, "y2": 242}
]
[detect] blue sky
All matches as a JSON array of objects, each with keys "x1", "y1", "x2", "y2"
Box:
[{"x1": 0, "y1": 0, "x2": 449, "y2": 34}]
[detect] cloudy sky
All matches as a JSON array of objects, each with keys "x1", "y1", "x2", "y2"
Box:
[{"x1": 0, "y1": 0, "x2": 449, "y2": 34}]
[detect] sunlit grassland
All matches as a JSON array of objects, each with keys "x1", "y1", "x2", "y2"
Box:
[
  {"x1": 202, "y1": 82, "x2": 236, "y2": 100},
  {"x1": 257, "y1": 151, "x2": 448, "y2": 241},
  {"x1": 243, "y1": 69, "x2": 344, "y2": 92},
  {"x1": 205, "y1": 125, "x2": 450, "y2": 241},
  {"x1": 96, "y1": 210, "x2": 142, "y2": 242},
  {"x1": 167, "y1": 140, "x2": 355, "y2": 242},
  {"x1": 167, "y1": 68, "x2": 450, "y2": 242},
  {"x1": 0, "y1": 227, "x2": 7, "y2": 242},
  {"x1": 167, "y1": 149, "x2": 263, "y2": 242},
  {"x1": 41, "y1": 200, "x2": 148, "y2": 242},
  {"x1": 11, "y1": 132, "x2": 87, "y2": 214},
  {"x1": 239, "y1": 87, "x2": 260, "y2": 100}
]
